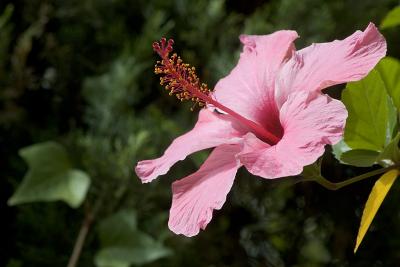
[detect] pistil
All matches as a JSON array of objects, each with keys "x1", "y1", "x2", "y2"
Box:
[{"x1": 152, "y1": 38, "x2": 280, "y2": 145}]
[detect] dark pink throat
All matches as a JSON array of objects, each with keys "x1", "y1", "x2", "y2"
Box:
[{"x1": 207, "y1": 99, "x2": 281, "y2": 145}]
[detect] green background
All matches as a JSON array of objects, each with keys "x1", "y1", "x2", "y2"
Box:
[{"x1": 1, "y1": 0, "x2": 400, "y2": 266}]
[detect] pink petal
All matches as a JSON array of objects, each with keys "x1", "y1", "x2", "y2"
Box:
[
  {"x1": 168, "y1": 144, "x2": 242, "y2": 237},
  {"x1": 239, "y1": 91, "x2": 347, "y2": 178},
  {"x1": 275, "y1": 23, "x2": 386, "y2": 107},
  {"x1": 135, "y1": 109, "x2": 244, "y2": 183},
  {"x1": 213, "y1": 31, "x2": 299, "y2": 136}
]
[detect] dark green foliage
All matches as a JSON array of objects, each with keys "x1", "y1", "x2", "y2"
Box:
[{"x1": 2, "y1": 0, "x2": 400, "y2": 267}]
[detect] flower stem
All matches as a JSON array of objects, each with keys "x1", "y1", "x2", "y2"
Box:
[
  {"x1": 66, "y1": 197, "x2": 103, "y2": 267},
  {"x1": 312, "y1": 164, "x2": 400, "y2": 190},
  {"x1": 66, "y1": 211, "x2": 92, "y2": 267}
]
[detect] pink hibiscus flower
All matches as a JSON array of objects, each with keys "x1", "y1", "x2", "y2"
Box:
[{"x1": 135, "y1": 23, "x2": 386, "y2": 237}]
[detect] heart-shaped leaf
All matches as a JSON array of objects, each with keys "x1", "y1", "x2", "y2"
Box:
[{"x1": 8, "y1": 141, "x2": 90, "y2": 208}]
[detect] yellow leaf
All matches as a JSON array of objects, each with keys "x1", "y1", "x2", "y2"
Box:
[{"x1": 354, "y1": 169, "x2": 399, "y2": 253}]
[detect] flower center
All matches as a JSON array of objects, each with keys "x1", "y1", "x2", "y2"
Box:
[{"x1": 152, "y1": 38, "x2": 280, "y2": 145}]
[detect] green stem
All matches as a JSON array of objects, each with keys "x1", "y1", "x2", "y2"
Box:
[
  {"x1": 66, "y1": 196, "x2": 103, "y2": 267},
  {"x1": 312, "y1": 164, "x2": 400, "y2": 190}
]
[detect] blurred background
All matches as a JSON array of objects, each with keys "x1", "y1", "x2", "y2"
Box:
[{"x1": 1, "y1": 0, "x2": 400, "y2": 266}]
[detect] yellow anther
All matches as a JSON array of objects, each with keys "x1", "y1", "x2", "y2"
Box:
[{"x1": 153, "y1": 42, "x2": 211, "y2": 110}]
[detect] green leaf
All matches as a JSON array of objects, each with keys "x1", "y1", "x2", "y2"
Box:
[
  {"x1": 332, "y1": 139, "x2": 351, "y2": 161},
  {"x1": 354, "y1": 169, "x2": 399, "y2": 253},
  {"x1": 342, "y1": 70, "x2": 394, "y2": 151},
  {"x1": 8, "y1": 141, "x2": 90, "y2": 208},
  {"x1": 333, "y1": 140, "x2": 385, "y2": 167},
  {"x1": 340, "y1": 150, "x2": 380, "y2": 167},
  {"x1": 95, "y1": 210, "x2": 171, "y2": 267},
  {"x1": 334, "y1": 63, "x2": 399, "y2": 167},
  {"x1": 376, "y1": 57, "x2": 400, "y2": 111},
  {"x1": 387, "y1": 98, "x2": 398, "y2": 142},
  {"x1": 332, "y1": 140, "x2": 379, "y2": 167},
  {"x1": 380, "y1": 6, "x2": 400, "y2": 30},
  {"x1": 377, "y1": 133, "x2": 400, "y2": 166}
]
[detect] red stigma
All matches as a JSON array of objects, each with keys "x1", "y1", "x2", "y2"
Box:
[{"x1": 153, "y1": 38, "x2": 174, "y2": 57}]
